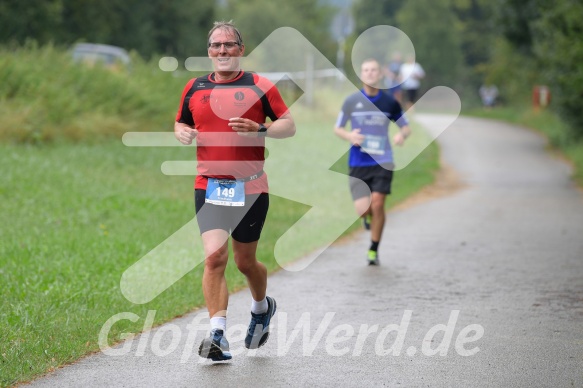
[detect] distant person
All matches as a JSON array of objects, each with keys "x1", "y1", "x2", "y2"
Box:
[
  {"x1": 383, "y1": 52, "x2": 403, "y2": 104},
  {"x1": 334, "y1": 58, "x2": 411, "y2": 266},
  {"x1": 387, "y1": 52, "x2": 403, "y2": 77},
  {"x1": 479, "y1": 83, "x2": 499, "y2": 109},
  {"x1": 174, "y1": 20, "x2": 295, "y2": 361},
  {"x1": 399, "y1": 55, "x2": 425, "y2": 111}
]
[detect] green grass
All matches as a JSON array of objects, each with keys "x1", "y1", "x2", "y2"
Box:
[
  {"x1": 465, "y1": 105, "x2": 583, "y2": 186},
  {"x1": 0, "y1": 46, "x2": 439, "y2": 386}
]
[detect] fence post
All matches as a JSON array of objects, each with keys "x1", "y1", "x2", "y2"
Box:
[{"x1": 305, "y1": 52, "x2": 314, "y2": 107}]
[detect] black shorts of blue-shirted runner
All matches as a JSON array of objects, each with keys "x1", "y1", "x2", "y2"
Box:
[{"x1": 348, "y1": 163, "x2": 394, "y2": 201}]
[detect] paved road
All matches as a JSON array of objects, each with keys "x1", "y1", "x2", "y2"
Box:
[{"x1": 28, "y1": 115, "x2": 583, "y2": 387}]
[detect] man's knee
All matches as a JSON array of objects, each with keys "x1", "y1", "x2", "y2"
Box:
[
  {"x1": 371, "y1": 194, "x2": 386, "y2": 212},
  {"x1": 204, "y1": 245, "x2": 228, "y2": 272},
  {"x1": 233, "y1": 253, "x2": 258, "y2": 274}
]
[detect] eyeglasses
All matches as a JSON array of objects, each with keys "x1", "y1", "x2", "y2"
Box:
[{"x1": 208, "y1": 41, "x2": 240, "y2": 51}]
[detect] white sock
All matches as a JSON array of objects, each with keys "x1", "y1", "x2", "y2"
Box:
[
  {"x1": 251, "y1": 297, "x2": 268, "y2": 314},
  {"x1": 210, "y1": 316, "x2": 226, "y2": 332}
]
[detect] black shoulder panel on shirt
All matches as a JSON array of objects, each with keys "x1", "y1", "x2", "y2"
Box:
[{"x1": 240, "y1": 73, "x2": 279, "y2": 121}]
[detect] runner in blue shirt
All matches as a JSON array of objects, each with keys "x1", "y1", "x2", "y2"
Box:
[{"x1": 334, "y1": 58, "x2": 411, "y2": 265}]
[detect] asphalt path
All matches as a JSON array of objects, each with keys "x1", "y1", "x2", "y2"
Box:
[{"x1": 27, "y1": 115, "x2": 583, "y2": 387}]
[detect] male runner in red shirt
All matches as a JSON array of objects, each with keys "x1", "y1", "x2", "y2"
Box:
[{"x1": 175, "y1": 21, "x2": 295, "y2": 361}]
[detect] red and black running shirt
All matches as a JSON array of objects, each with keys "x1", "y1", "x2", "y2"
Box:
[{"x1": 175, "y1": 71, "x2": 290, "y2": 194}]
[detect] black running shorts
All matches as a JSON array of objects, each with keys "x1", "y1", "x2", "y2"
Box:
[
  {"x1": 348, "y1": 163, "x2": 394, "y2": 200},
  {"x1": 404, "y1": 88, "x2": 418, "y2": 104},
  {"x1": 194, "y1": 190, "x2": 269, "y2": 243}
]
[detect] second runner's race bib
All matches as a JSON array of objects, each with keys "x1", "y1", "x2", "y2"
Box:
[{"x1": 361, "y1": 134, "x2": 387, "y2": 155}]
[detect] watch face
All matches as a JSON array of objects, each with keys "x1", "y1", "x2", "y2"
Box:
[{"x1": 257, "y1": 124, "x2": 268, "y2": 137}]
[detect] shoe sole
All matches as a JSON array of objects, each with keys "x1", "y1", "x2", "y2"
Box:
[
  {"x1": 199, "y1": 341, "x2": 232, "y2": 361},
  {"x1": 245, "y1": 297, "x2": 277, "y2": 349}
]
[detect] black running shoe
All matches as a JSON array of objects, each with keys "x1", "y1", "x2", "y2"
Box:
[
  {"x1": 362, "y1": 214, "x2": 371, "y2": 230},
  {"x1": 198, "y1": 329, "x2": 232, "y2": 361},
  {"x1": 245, "y1": 296, "x2": 277, "y2": 349}
]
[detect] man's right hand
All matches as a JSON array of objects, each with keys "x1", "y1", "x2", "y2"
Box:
[
  {"x1": 174, "y1": 122, "x2": 198, "y2": 145},
  {"x1": 349, "y1": 128, "x2": 365, "y2": 147}
]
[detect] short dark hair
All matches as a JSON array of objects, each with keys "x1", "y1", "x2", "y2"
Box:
[
  {"x1": 361, "y1": 58, "x2": 381, "y2": 70},
  {"x1": 208, "y1": 20, "x2": 243, "y2": 46}
]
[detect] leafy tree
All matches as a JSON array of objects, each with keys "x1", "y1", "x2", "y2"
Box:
[
  {"x1": 494, "y1": 0, "x2": 541, "y2": 55},
  {"x1": 493, "y1": 0, "x2": 583, "y2": 139},
  {"x1": 352, "y1": 0, "x2": 405, "y2": 34},
  {"x1": 451, "y1": 0, "x2": 496, "y2": 69},
  {"x1": 58, "y1": 0, "x2": 214, "y2": 58},
  {"x1": 219, "y1": 0, "x2": 337, "y2": 62},
  {"x1": 0, "y1": 0, "x2": 64, "y2": 45},
  {"x1": 0, "y1": 0, "x2": 214, "y2": 58},
  {"x1": 476, "y1": 37, "x2": 538, "y2": 104},
  {"x1": 533, "y1": 0, "x2": 583, "y2": 139},
  {"x1": 395, "y1": 0, "x2": 464, "y2": 90},
  {"x1": 449, "y1": 0, "x2": 498, "y2": 101},
  {"x1": 58, "y1": 0, "x2": 125, "y2": 46},
  {"x1": 150, "y1": 0, "x2": 213, "y2": 57}
]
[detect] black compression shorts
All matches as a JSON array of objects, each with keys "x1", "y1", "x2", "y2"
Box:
[{"x1": 194, "y1": 190, "x2": 269, "y2": 243}]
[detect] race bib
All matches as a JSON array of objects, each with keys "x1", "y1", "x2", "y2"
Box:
[
  {"x1": 205, "y1": 178, "x2": 245, "y2": 206},
  {"x1": 361, "y1": 134, "x2": 387, "y2": 155}
]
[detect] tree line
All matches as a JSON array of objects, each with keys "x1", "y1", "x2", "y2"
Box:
[
  {"x1": 352, "y1": 0, "x2": 583, "y2": 140},
  {"x1": 0, "y1": 0, "x2": 336, "y2": 60},
  {"x1": 0, "y1": 0, "x2": 214, "y2": 57},
  {"x1": 0, "y1": 0, "x2": 581, "y2": 139},
  {"x1": 495, "y1": 0, "x2": 583, "y2": 140}
]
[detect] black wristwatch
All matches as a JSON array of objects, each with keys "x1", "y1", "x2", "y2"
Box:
[{"x1": 257, "y1": 123, "x2": 268, "y2": 136}]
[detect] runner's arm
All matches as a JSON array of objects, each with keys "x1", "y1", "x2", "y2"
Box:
[
  {"x1": 228, "y1": 113, "x2": 296, "y2": 139},
  {"x1": 334, "y1": 125, "x2": 365, "y2": 146},
  {"x1": 263, "y1": 113, "x2": 296, "y2": 139},
  {"x1": 174, "y1": 121, "x2": 198, "y2": 145},
  {"x1": 393, "y1": 124, "x2": 411, "y2": 146}
]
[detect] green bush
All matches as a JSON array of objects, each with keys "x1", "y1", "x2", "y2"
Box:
[
  {"x1": 533, "y1": 1, "x2": 583, "y2": 140},
  {"x1": 0, "y1": 43, "x2": 190, "y2": 143}
]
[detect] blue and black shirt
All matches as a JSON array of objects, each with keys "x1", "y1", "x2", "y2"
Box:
[{"x1": 336, "y1": 90, "x2": 408, "y2": 168}]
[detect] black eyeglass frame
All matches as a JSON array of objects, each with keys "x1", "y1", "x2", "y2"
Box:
[{"x1": 208, "y1": 41, "x2": 241, "y2": 50}]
